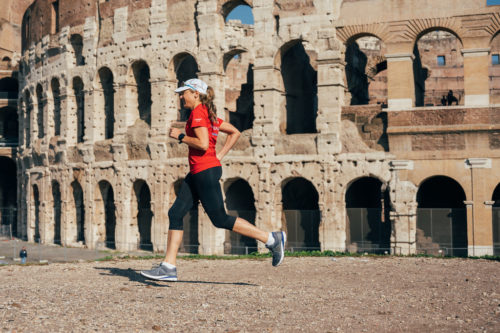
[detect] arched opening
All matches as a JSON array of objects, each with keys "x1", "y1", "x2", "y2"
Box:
[
  {"x1": 72, "y1": 77, "x2": 85, "y2": 143},
  {"x1": 224, "y1": 179, "x2": 257, "y2": 254},
  {"x1": 489, "y1": 32, "x2": 500, "y2": 104},
  {"x1": 71, "y1": 180, "x2": 85, "y2": 244},
  {"x1": 0, "y1": 77, "x2": 18, "y2": 99},
  {"x1": 280, "y1": 41, "x2": 317, "y2": 134},
  {"x1": 97, "y1": 67, "x2": 115, "y2": 140},
  {"x1": 224, "y1": 51, "x2": 254, "y2": 132},
  {"x1": 52, "y1": 181, "x2": 61, "y2": 245},
  {"x1": 51, "y1": 78, "x2": 61, "y2": 136},
  {"x1": 223, "y1": 2, "x2": 254, "y2": 24},
  {"x1": 345, "y1": 35, "x2": 387, "y2": 106},
  {"x1": 172, "y1": 179, "x2": 199, "y2": 254},
  {"x1": 133, "y1": 180, "x2": 153, "y2": 251},
  {"x1": 23, "y1": 90, "x2": 32, "y2": 147},
  {"x1": 282, "y1": 178, "x2": 320, "y2": 250},
  {"x1": 0, "y1": 157, "x2": 17, "y2": 236},
  {"x1": 0, "y1": 107, "x2": 19, "y2": 145},
  {"x1": 36, "y1": 84, "x2": 44, "y2": 139},
  {"x1": 345, "y1": 177, "x2": 391, "y2": 253},
  {"x1": 70, "y1": 34, "x2": 84, "y2": 66},
  {"x1": 416, "y1": 176, "x2": 467, "y2": 256},
  {"x1": 413, "y1": 30, "x2": 464, "y2": 107},
  {"x1": 32, "y1": 184, "x2": 40, "y2": 242},
  {"x1": 492, "y1": 184, "x2": 500, "y2": 255},
  {"x1": 96, "y1": 181, "x2": 116, "y2": 249},
  {"x1": 131, "y1": 61, "x2": 152, "y2": 127},
  {"x1": 173, "y1": 53, "x2": 199, "y2": 121}
]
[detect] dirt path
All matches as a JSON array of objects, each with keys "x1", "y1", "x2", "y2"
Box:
[{"x1": 1, "y1": 257, "x2": 499, "y2": 332}]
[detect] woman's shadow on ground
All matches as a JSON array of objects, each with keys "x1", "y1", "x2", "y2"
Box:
[{"x1": 94, "y1": 266, "x2": 259, "y2": 287}]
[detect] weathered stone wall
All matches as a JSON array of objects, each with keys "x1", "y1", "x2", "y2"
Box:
[{"x1": 15, "y1": 0, "x2": 500, "y2": 256}]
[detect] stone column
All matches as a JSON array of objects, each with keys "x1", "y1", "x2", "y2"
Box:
[
  {"x1": 319, "y1": 163, "x2": 342, "y2": 251},
  {"x1": 316, "y1": 50, "x2": 344, "y2": 155},
  {"x1": 114, "y1": 170, "x2": 133, "y2": 251},
  {"x1": 388, "y1": 160, "x2": 417, "y2": 255},
  {"x1": 462, "y1": 48, "x2": 490, "y2": 106},
  {"x1": 465, "y1": 158, "x2": 493, "y2": 256},
  {"x1": 254, "y1": 163, "x2": 274, "y2": 252},
  {"x1": 385, "y1": 53, "x2": 415, "y2": 109}
]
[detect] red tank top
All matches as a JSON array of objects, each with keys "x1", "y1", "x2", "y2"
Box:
[{"x1": 185, "y1": 104, "x2": 222, "y2": 174}]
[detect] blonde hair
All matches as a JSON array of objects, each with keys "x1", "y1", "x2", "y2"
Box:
[{"x1": 199, "y1": 86, "x2": 217, "y2": 124}]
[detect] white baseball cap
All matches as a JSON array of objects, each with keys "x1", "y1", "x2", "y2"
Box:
[{"x1": 174, "y1": 78, "x2": 208, "y2": 95}]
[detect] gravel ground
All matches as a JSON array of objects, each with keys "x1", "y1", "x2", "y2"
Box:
[{"x1": 1, "y1": 256, "x2": 499, "y2": 332}]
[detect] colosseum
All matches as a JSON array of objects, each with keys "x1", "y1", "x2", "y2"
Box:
[{"x1": 0, "y1": 0, "x2": 499, "y2": 256}]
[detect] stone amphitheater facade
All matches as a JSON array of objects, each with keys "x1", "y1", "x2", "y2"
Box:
[{"x1": 15, "y1": 0, "x2": 500, "y2": 256}]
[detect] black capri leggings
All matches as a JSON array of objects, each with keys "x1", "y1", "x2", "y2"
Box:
[{"x1": 168, "y1": 166, "x2": 236, "y2": 231}]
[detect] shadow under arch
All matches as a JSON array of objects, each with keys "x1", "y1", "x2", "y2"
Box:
[
  {"x1": 224, "y1": 178, "x2": 257, "y2": 254},
  {"x1": 416, "y1": 175, "x2": 467, "y2": 257},
  {"x1": 170, "y1": 53, "x2": 200, "y2": 121},
  {"x1": 96, "y1": 180, "x2": 116, "y2": 249},
  {"x1": 132, "y1": 179, "x2": 153, "y2": 251},
  {"x1": 345, "y1": 176, "x2": 391, "y2": 253},
  {"x1": 277, "y1": 40, "x2": 318, "y2": 134},
  {"x1": 492, "y1": 183, "x2": 500, "y2": 255},
  {"x1": 281, "y1": 177, "x2": 320, "y2": 251},
  {"x1": 0, "y1": 156, "x2": 17, "y2": 236}
]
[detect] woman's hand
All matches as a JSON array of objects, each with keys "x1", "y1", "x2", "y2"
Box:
[{"x1": 169, "y1": 127, "x2": 181, "y2": 140}]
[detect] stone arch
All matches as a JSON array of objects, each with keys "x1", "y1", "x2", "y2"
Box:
[
  {"x1": 223, "y1": 178, "x2": 257, "y2": 254},
  {"x1": 223, "y1": 50, "x2": 254, "y2": 132},
  {"x1": 132, "y1": 179, "x2": 153, "y2": 251},
  {"x1": 126, "y1": 60, "x2": 152, "y2": 128},
  {"x1": 32, "y1": 184, "x2": 40, "y2": 242},
  {"x1": 220, "y1": 0, "x2": 253, "y2": 20},
  {"x1": 50, "y1": 77, "x2": 61, "y2": 136},
  {"x1": 492, "y1": 183, "x2": 500, "y2": 255},
  {"x1": 95, "y1": 180, "x2": 116, "y2": 249},
  {"x1": 35, "y1": 83, "x2": 44, "y2": 139},
  {"x1": 345, "y1": 177, "x2": 390, "y2": 253},
  {"x1": 71, "y1": 76, "x2": 85, "y2": 144},
  {"x1": 281, "y1": 177, "x2": 320, "y2": 250},
  {"x1": 413, "y1": 28, "x2": 464, "y2": 107},
  {"x1": 95, "y1": 67, "x2": 115, "y2": 140},
  {"x1": 51, "y1": 180, "x2": 61, "y2": 245},
  {"x1": 70, "y1": 34, "x2": 84, "y2": 66},
  {"x1": 345, "y1": 34, "x2": 387, "y2": 106},
  {"x1": 170, "y1": 53, "x2": 200, "y2": 121},
  {"x1": 416, "y1": 175, "x2": 467, "y2": 257},
  {"x1": 0, "y1": 157, "x2": 17, "y2": 236},
  {"x1": 276, "y1": 40, "x2": 318, "y2": 134},
  {"x1": 171, "y1": 178, "x2": 199, "y2": 253},
  {"x1": 489, "y1": 31, "x2": 500, "y2": 104},
  {"x1": 69, "y1": 180, "x2": 85, "y2": 245}
]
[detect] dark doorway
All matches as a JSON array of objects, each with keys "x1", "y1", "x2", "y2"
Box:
[
  {"x1": 492, "y1": 184, "x2": 500, "y2": 255},
  {"x1": 52, "y1": 181, "x2": 61, "y2": 245},
  {"x1": 132, "y1": 61, "x2": 152, "y2": 126},
  {"x1": 0, "y1": 157, "x2": 17, "y2": 236},
  {"x1": 72, "y1": 181, "x2": 85, "y2": 244},
  {"x1": 99, "y1": 181, "x2": 116, "y2": 249},
  {"x1": 225, "y1": 179, "x2": 257, "y2": 254},
  {"x1": 174, "y1": 54, "x2": 199, "y2": 121},
  {"x1": 134, "y1": 180, "x2": 153, "y2": 251},
  {"x1": 282, "y1": 178, "x2": 320, "y2": 250},
  {"x1": 417, "y1": 176, "x2": 467, "y2": 256},
  {"x1": 33, "y1": 185, "x2": 40, "y2": 242},
  {"x1": 345, "y1": 177, "x2": 391, "y2": 253},
  {"x1": 73, "y1": 77, "x2": 85, "y2": 143},
  {"x1": 281, "y1": 42, "x2": 317, "y2": 134},
  {"x1": 98, "y1": 67, "x2": 115, "y2": 139}
]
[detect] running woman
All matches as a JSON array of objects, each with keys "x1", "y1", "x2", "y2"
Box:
[{"x1": 140, "y1": 79, "x2": 286, "y2": 281}]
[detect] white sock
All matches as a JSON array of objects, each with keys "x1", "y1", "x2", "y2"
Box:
[
  {"x1": 161, "y1": 262, "x2": 176, "y2": 269},
  {"x1": 265, "y1": 233, "x2": 275, "y2": 247}
]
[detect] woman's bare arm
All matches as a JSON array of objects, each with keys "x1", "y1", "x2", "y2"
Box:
[
  {"x1": 217, "y1": 121, "x2": 241, "y2": 161},
  {"x1": 169, "y1": 126, "x2": 209, "y2": 151}
]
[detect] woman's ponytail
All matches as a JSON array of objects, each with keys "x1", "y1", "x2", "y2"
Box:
[{"x1": 200, "y1": 86, "x2": 217, "y2": 124}]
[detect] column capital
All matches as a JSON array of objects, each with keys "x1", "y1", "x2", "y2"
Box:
[
  {"x1": 389, "y1": 160, "x2": 414, "y2": 170},
  {"x1": 465, "y1": 158, "x2": 492, "y2": 169},
  {"x1": 384, "y1": 53, "x2": 415, "y2": 62},
  {"x1": 461, "y1": 48, "x2": 490, "y2": 57}
]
